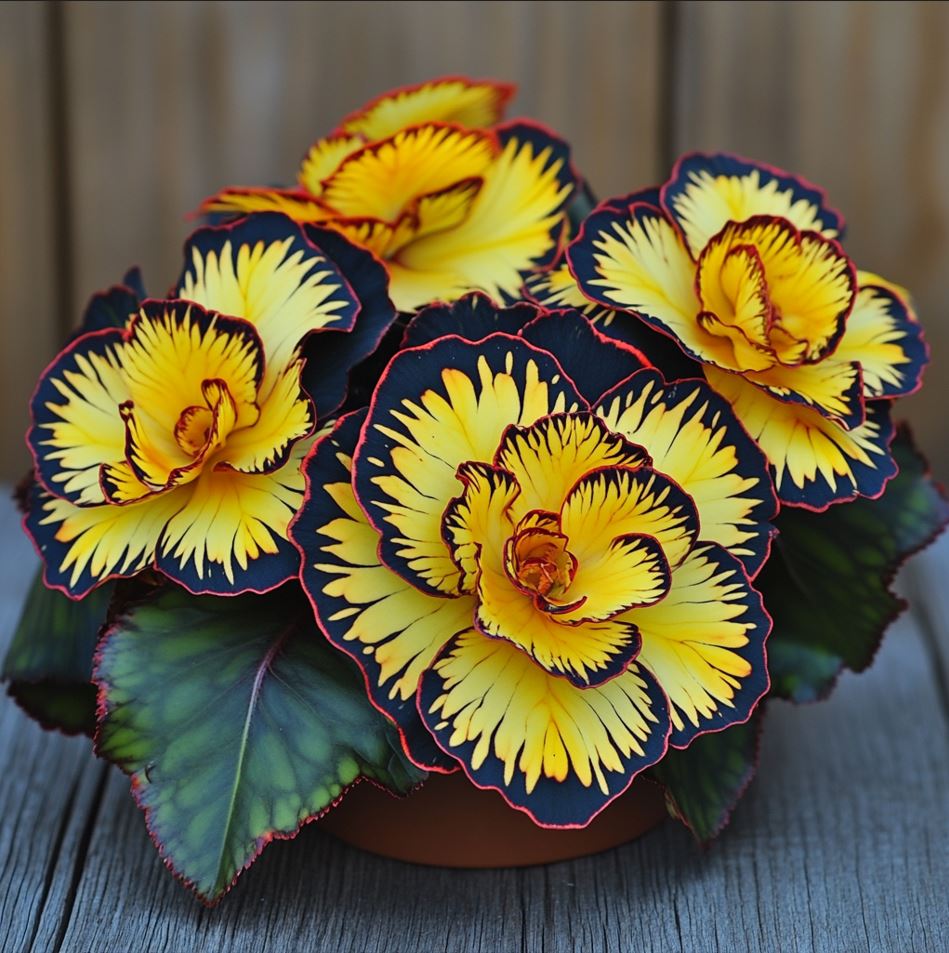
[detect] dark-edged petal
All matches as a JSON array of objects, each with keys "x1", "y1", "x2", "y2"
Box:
[
  {"x1": 661, "y1": 152, "x2": 845, "y2": 257},
  {"x1": 353, "y1": 333, "x2": 584, "y2": 596},
  {"x1": 291, "y1": 410, "x2": 464, "y2": 771},
  {"x1": 418, "y1": 630, "x2": 670, "y2": 827},
  {"x1": 595, "y1": 368, "x2": 777, "y2": 576},
  {"x1": 631, "y1": 542, "x2": 771, "y2": 747}
]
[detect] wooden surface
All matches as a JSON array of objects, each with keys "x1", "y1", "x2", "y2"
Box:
[
  {"x1": 1, "y1": 0, "x2": 948, "y2": 481},
  {"x1": 0, "y1": 493, "x2": 946, "y2": 952}
]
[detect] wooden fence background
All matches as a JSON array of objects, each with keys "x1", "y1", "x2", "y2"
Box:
[{"x1": 1, "y1": 0, "x2": 947, "y2": 480}]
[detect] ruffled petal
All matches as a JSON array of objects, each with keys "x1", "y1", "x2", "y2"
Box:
[
  {"x1": 176, "y1": 213, "x2": 360, "y2": 399},
  {"x1": 834, "y1": 280, "x2": 927, "y2": 399},
  {"x1": 474, "y1": 563, "x2": 645, "y2": 687},
  {"x1": 631, "y1": 542, "x2": 770, "y2": 747},
  {"x1": 154, "y1": 437, "x2": 310, "y2": 594},
  {"x1": 292, "y1": 410, "x2": 468, "y2": 770},
  {"x1": 217, "y1": 360, "x2": 314, "y2": 474},
  {"x1": 559, "y1": 465, "x2": 700, "y2": 573},
  {"x1": 661, "y1": 152, "x2": 844, "y2": 257},
  {"x1": 353, "y1": 334, "x2": 583, "y2": 596},
  {"x1": 29, "y1": 328, "x2": 128, "y2": 506},
  {"x1": 418, "y1": 631, "x2": 670, "y2": 826},
  {"x1": 742, "y1": 358, "x2": 864, "y2": 429},
  {"x1": 297, "y1": 134, "x2": 365, "y2": 194},
  {"x1": 494, "y1": 413, "x2": 649, "y2": 517},
  {"x1": 320, "y1": 125, "x2": 495, "y2": 223},
  {"x1": 595, "y1": 369, "x2": 776, "y2": 576},
  {"x1": 706, "y1": 366, "x2": 896, "y2": 509},
  {"x1": 395, "y1": 122, "x2": 575, "y2": 310},
  {"x1": 568, "y1": 203, "x2": 735, "y2": 367},
  {"x1": 699, "y1": 217, "x2": 855, "y2": 363},
  {"x1": 199, "y1": 187, "x2": 333, "y2": 223},
  {"x1": 338, "y1": 77, "x2": 515, "y2": 139},
  {"x1": 25, "y1": 481, "x2": 187, "y2": 598}
]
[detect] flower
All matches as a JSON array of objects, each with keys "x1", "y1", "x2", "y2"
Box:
[
  {"x1": 292, "y1": 297, "x2": 775, "y2": 826},
  {"x1": 568, "y1": 153, "x2": 928, "y2": 509},
  {"x1": 26, "y1": 213, "x2": 394, "y2": 597},
  {"x1": 202, "y1": 77, "x2": 575, "y2": 312}
]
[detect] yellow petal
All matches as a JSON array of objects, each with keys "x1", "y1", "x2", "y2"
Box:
[
  {"x1": 706, "y1": 365, "x2": 895, "y2": 508},
  {"x1": 494, "y1": 413, "x2": 649, "y2": 519},
  {"x1": 595, "y1": 369, "x2": 775, "y2": 574},
  {"x1": 633, "y1": 542, "x2": 768, "y2": 744},
  {"x1": 339, "y1": 77, "x2": 515, "y2": 139},
  {"x1": 321, "y1": 124, "x2": 495, "y2": 223},
  {"x1": 663, "y1": 153, "x2": 842, "y2": 257},
  {"x1": 200, "y1": 187, "x2": 333, "y2": 223},
  {"x1": 419, "y1": 630, "x2": 668, "y2": 825},
  {"x1": 298, "y1": 134, "x2": 365, "y2": 194},
  {"x1": 395, "y1": 124, "x2": 573, "y2": 310}
]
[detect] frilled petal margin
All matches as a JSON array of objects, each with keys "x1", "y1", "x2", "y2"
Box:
[
  {"x1": 417, "y1": 630, "x2": 670, "y2": 827},
  {"x1": 632, "y1": 542, "x2": 770, "y2": 747},
  {"x1": 175, "y1": 212, "x2": 361, "y2": 400},
  {"x1": 660, "y1": 152, "x2": 845, "y2": 257},
  {"x1": 291, "y1": 410, "x2": 462, "y2": 772},
  {"x1": 392, "y1": 121, "x2": 575, "y2": 310},
  {"x1": 594, "y1": 369, "x2": 777, "y2": 576},
  {"x1": 336, "y1": 76, "x2": 516, "y2": 139},
  {"x1": 834, "y1": 281, "x2": 927, "y2": 400},
  {"x1": 352, "y1": 333, "x2": 583, "y2": 596},
  {"x1": 706, "y1": 367, "x2": 897, "y2": 510},
  {"x1": 26, "y1": 443, "x2": 308, "y2": 599}
]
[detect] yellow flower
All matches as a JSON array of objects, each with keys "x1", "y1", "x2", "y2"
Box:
[
  {"x1": 292, "y1": 299, "x2": 775, "y2": 826},
  {"x1": 27, "y1": 214, "x2": 391, "y2": 596},
  {"x1": 202, "y1": 77, "x2": 575, "y2": 312},
  {"x1": 568, "y1": 154, "x2": 927, "y2": 509}
]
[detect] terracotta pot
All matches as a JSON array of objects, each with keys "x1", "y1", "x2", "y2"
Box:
[{"x1": 318, "y1": 772, "x2": 668, "y2": 868}]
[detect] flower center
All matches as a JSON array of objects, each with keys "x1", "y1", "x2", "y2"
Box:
[
  {"x1": 175, "y1": 405, "x2": 214, "y2": 456},
  {"x1": 504, "y1": 519, "x2": 582, "y2": 614},
  {"x1": 172, "y1": 378, "x2": 238, "y2": 462}
]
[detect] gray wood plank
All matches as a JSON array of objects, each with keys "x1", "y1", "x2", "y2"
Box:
[{"x1": 0, "y1": 497, "x2": 108, "y2": 953}]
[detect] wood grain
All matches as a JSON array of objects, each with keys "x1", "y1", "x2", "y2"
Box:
[
  {"x1": 671, "y1": 0, "x2": 949, "y2": 478},
  {"x1": 60, "y1": 0, "x2": 661, "y2": 317},
  {"x1": 0, "y1": 476, "x2": 944, "y2": 950},
  {"x1": 0, "y1": 4, "x2": 62, "y2": 481}
]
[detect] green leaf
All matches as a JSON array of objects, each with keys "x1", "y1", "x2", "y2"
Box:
[
  {"x1": 94, "y1": 585, "x2": 427, "y2": 903},
  {"x1": 2, "y1": 570, "x2": 114, "y2": 735},
  {"x1": 649, "y1": 712, "x2": 763, "y2": 843},
  {"x1": 7, "y1": 682, "x2": 97, "y2": 735},
  {"x1": 759, "y1": 425, "x2": 949, "y2": 702}
]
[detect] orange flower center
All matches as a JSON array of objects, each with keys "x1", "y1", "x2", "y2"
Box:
[{"x1": 510, "y1": 529, "x2": 577, "y2": 597}]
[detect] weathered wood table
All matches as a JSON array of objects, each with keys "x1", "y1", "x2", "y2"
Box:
[{"x1": 1, "y1": 496, "x2": 946, "y2": 953}]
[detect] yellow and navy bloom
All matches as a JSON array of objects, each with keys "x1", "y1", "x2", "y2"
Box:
[
  {"x1": 568, "y1": 153, "x2": 928, "y2": 510},
  {"x1": 26, "y1": 213, "x2": 395, "y2": 597},
  {"x1": 292, "y1": 297, "x2": 775, "y2": 827},
  {"x1": 202, "y1": 77, "x2": 576, "y2": 312}
]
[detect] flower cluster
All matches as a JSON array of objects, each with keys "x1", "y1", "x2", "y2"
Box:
[
  {"x1": 202, "y1": 77, "x2": 574, "y2": 312},
  {"x1": 9, "y1": 76, "x2": 943, "y2": 902}
]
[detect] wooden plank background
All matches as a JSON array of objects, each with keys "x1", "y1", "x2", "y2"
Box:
[{"x1": 1, "y1": 0, "x2": 946, "y2": 481}]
